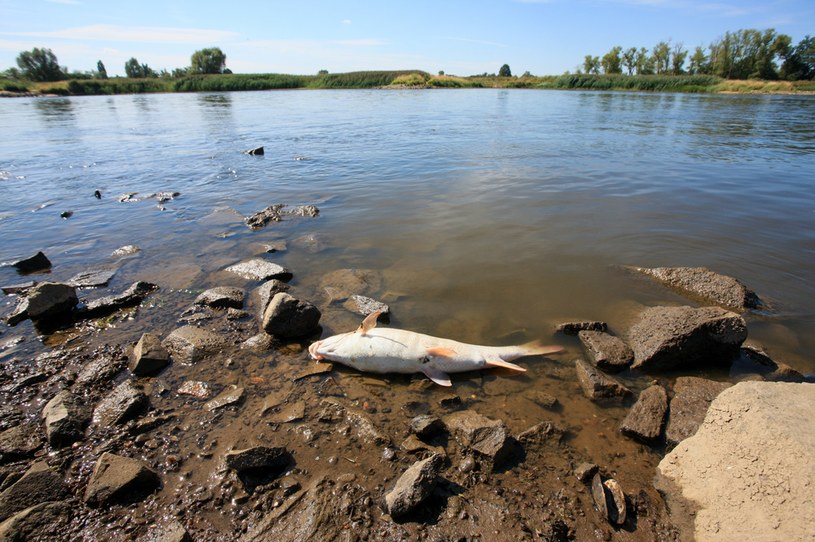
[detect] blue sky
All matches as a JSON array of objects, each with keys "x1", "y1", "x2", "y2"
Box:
[{"x1": 1, "y1": 0, "x2": 812, "y2": 76}]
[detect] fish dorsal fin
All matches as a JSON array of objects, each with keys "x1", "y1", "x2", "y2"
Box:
[
  {"x1": 358, "y1": 311, "x2": 381, "y2": 335},
  {"x1": 485, "y1": 358, "x2": 527, "y2": 372},
  {"x1": 422, "y1": 366, "x2": 452, "y2": 387},
  {"x1": 426, "y1": 346, "x2": 457, "y2": 358}
]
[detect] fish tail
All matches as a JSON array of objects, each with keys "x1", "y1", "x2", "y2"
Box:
[{"x1": 520, "y1": 340, "x2": 564, "y2": 357}]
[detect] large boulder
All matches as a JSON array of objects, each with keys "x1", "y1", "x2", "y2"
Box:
[
  {"x1": 385, "y1": 454, "x2": 443, "y2": 517},
  {"x1": 84, "y1": 452, "x2": 160, "y2": 506},
  {"x1": 41, "y1": 390, "x2": 90, "y2": 447},
  {"x1": 628, "y1": 306, "x2": 747, "y2": 372},
  {"x1": 12, "y1": 251, "x2": 51, "y2": 273},
  {"x1": 25, "y1": 282, "x2": 78, "y2": 322},
  {"x1": 628, "y1": 266, "x2": 761, "y2": 311},
  {"x1": 665, "y1": 377, "x2": 731, "y2": 447},
  {"x1": 657, "y1": 382, "x2": 815, "y2": 542},
  {"x1": 261, "y1": 293, "x2": 321, "y2": 338}
]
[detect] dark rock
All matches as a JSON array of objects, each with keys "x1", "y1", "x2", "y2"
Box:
[
  {"x1": 83, "y1": 452, "x2": 160, "y2": 506},
  {"x1": 385, "y1": 453, "x2": 443, "y2": 517},
  {"x1": 94, "y1": 190, "x2": 102, "y2": 199},
  {"x1": 194, "y1": 286, "x2": 244, "y2": 309},
  {"x1": 628, "y1": 306, "x2": 747, "y2": 372},
  {"x1": 162, "y1": 325, "x2": 226, "y2": 364},
  {"x1": 574, "y1": 462, "x2": 599, "y2": 483},
  {"x1": 245, "y1": 204, "x2": 284, "y2": 229},
  {"x1": 556, "y1": 321, "x2": 607, "y2": 335},
  {"x1": 75, "y1": 347, "x2": 126, "y2": 388},
  {"x1": 130, "y1": 333, "x2": 170, "y2": 376},
  {"x1": 444, "y1": 410, "x2": 510, "y2": 460},
  {"x1": 261, "y1": 292, "x2": 321, "y2": 339},
  {"x1": 342, "y1": 294, "x2": 390, "y2": 317},
  {"x1": 628, "y1": 266, "x2": 761, "y2": 311},
  {"x1": 224, "y1": 446, "x2": 292, "y2": 473},
  {"x1": 5, "y1": 299, "x2": 30, "y2": 326},
  {"x1": 26, "y1": 282, "x2": 78, "y2": 322},
  {"x1": 78, "y1": 281, "x2": 158, "y2": 318},
  {"x1": 620, "y1": 384, "x2": 668, "y2": 443},
  {"x1": 91, "y1": 380, "x2": 148, "y2": 427},
  {"x1": 575, "y1": 359, "x2": 631, "y2": 400},
  {"x1": 0, "y1": 500, "x2": 73, "y2": 541},
  {"x1": 0, "y1": 462, "x2": 70, "y2": 522},
  {"x1": 244, "y1": 146, "x2": 264, "y2": 156},
  {"x1": 3, "y1": 372, "x2": 46, "y2": 393},
  {"x1": 66, "y1": 267, "x2": 117, "y2": 288},
  {"x1": 204, "y1": 386, "x2": 245, "y2": 411},
  {"x1": 409, "y1": 415, "x2": 445, "y2": 439},
  {"x1": 41, "y1": 390, "x2": 90, "y2": 447},
  {"x1": 253, "y1": 279, "x2": 290, "y2": 317},
  {"x1": 740, "y1": 346, "x2": 805, "y2": 383},
  {"x1": 226, "y1": 258, "x2": 292, "y2": 281},
  {"x1": 578, "y1": 330, "x2": 634, "y2": 373},
  {"x1": 12, "y1": 252, "x2": 51, "y2": 273},
  {"x1": 665, "y1": 377, "x2": 731, "y2": 447},
  {"x1": 0, "y1": 424, "x2": 42, "y2": 463}
]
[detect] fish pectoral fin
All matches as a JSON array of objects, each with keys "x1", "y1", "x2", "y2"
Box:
[
  {"x1": 426, "y1": 346, "x2": 457, "y2": 358},
  {"x1": 358, "y1": 311, "x2": 382, "y2": 335},
  {"x1": 485, "y1": 358, "x2": 527, "y2": 372},
  {"x1": 422, "y1": 366, "x2": 452, "y2": 387}
]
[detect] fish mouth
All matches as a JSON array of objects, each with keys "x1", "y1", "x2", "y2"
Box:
[{"x1": 308, "y1": 340, "x2": 324, "y2": 360}]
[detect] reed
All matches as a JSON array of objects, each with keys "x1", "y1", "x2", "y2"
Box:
[{"x1": 538, "y1": 74, "x2": 722, "y2": 92}]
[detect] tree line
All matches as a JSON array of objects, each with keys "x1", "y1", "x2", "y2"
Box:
[
  {"x1": 581, "y1": 29, "x2": 814, "y2": 80},
  {"x1": 5, "y1": 47, "x2": 229, "y2": 82}
]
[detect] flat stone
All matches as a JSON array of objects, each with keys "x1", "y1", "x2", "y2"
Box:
[
  {"x1": 78, "y1": 281, "x2": 158, "y2": 318},
  {"x1": 41, "y1": 390, "x2": 90, "y2": 447},
  {"x1": 226, "y1": 259, "x2": 292, "y2": 281},
  {"x1": 657, "y1": 382, "x2": 815, "y2": 541},
  {"x1": 91, "y1": 380, "x2": 148, "y2": 427},
  {"x1": 130, "y1": 333, "x2": 170, "y2": 376},
  {"x1": 342, "y1": 294, "x2": 390, "y2": 317},
  {"x1": 204, "y1": 386, "x2": 245, "y2": 411},
  {"x1": 665, "y1": 377, "x2": 731, "y2": 447},
  {"x1": 242, "y1": 333, "x2": 274, "y2": 352},
  {"x1": 294, "y1": 362, "x2": 333, "y2": 381},
  {"x1": 261, "y1": 293, "x2": 321, "y2": 339},
  {"x1": 575, "y1": 359, "x2": 631, "y2": 400},
  {"x1": 444, "y1": 409, "x2": 510, "y2": 460},
  {"x1": 385, "y1": 454, "x2": 443, "y2": 517},
  {"x1": 267, "y1": 401, "x2": 306, "y2": 424},
  {"x1": 524, "y1": 390, "x2": 558, "y2": 409},
  {"x1": 0, "y1": 424, "x2": 42, "y2": 462},
  {"x1": 1, "y1": 281, "x2": 36, "y2": 295},
  {"x1": 12, "y1": 251, "x2": 51, "y2": 273},
  {"x1": 578, "y1": 330, "x2": 634, "y2": 373},
  {"x1": 556, "y1": 321, "x2": 607, "y2": 335},
  {"x1": 628, "y1": 306, "x2": 747, "y2": 372},
  {"x1": 0, "y1": 462, "x2": 70, "y2": 522},
  {"x1": 620, "y1": 384, "x2": 668, "y2": 443},
  {"x1": 194, "y1": 286, "x2": 244, "y2": 309},
  {"x1": 67, "y1": 267, "x2": 117, "y2": 288},
  {"x1": 84, "y1": 452, "x2": 160, "y2": 507},
  {"x1": 25, "y1": 282, "x2": 78, "y2": 322},
  {"x1": 162, "y1": 325, "x2": 226, "y2": 364},
  {"x1": 628, "y1": 266, "x2": 761, "y2": 312},
  {"x1": 224, "y1": 446, "x2": 292, "y2": 473}
]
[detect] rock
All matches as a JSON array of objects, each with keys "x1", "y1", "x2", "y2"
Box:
[
  {"x1": 578, "y1": 330, "x2": 634, "y2": 373},
  {"x1": 66, "y1": 267, "x2": 117, "y2": 288},
  {"x1": 145, "y1": 519, "x2": 191, "y2": 542},
  {"x1": 111, "y1": 245, "x2": 140, "y2": 258},
  {"x1": 575, "y1": 359, "x2": 631, "y2": 400},
  {"x1": 91, "y1": 380, "x2": 148, "y2": 427},
  {"x1": 12, "y1": 251, "x2": 51, "y2": 273},
  {"x1": 130, "y1": 333, "x2": 171, "y2": 376},
  {"x1": 78, "y1": 281, "x2": 158, "y2": 318},
  {"x1": 590, "y1": 473, "x2": 608, "y2": 521},
  {"x1": 84, "y1": 452, "x2": 160, "y2": 507},
  {"x1": 267, "y1": 401, "x2": 306, "y2": 424},
  {"x1": 25, "y1": 282, "x2": 78, "y2": 322},
  {"x1": 5, "y1": 299, "x2": 29, "y2": 326},
  {"x1": 204, "y1": 386, "x2": 245, "y2": 411},
  {"x1": 224, "y1": 446, "x2": 292, "y2": 473},
  {"x1": 400, "y1": 435, "x2": 446, "y2": 456},
  {"x1": 0, "y1": 462, "x2": 70, "y2": 522},
  {"x1": 556, "y1": 321, "x2": 607, "y2": 335},
  {"x1": 0, "y1": 281, "x2": 35, "y2": 295},
  {"x1": 0, "y1": 424, "x2": 42, "y2": 462},
  {"x1": 226, "y1": 258, "x2": 292, "y2": 281},
  {"x1": 241, "y1": 333, "x2": 274, "y2": 351},
  {"x1": 525, "y1": 390, "x2": 558, "y2": 409},
  {"x1": 619, "y1": 384, "x2": 668, "y2": 443},
  {"x1": 409, "y1": 415, "x2": 445, "y2": 439},
  {"x1": 319, "y1": 269, "x2": 382, "y2": 299},
  {"x1": 739, "y1": 346, "x2": 805, "y2": 383},
  {"x1": 628, "y1": 306, "x2": 747, "y2": 371},
  {"x1": 253, "y1": 279, "x2": 290, "y2": 316},
  {"x1": 665, "y1": 377, "x2": 731, "y2": 447},
  {"x1": 286, "y1": 204, "x2": 319, "y2": 218},
  {"x1": 657, "y1": 382, "x2": 815, "y2": 542},
  {"x1": 163, "y1": 325, "x2": 226, "y2": 364},
  {"x1": 574, "y1": 462, "x2": 598, "y2": 483},
  {"x1": 177, "y1": 381, "x2": 212, "y2": 399},
  {"x1": 385, "y1": 454, "x2": 443, "y2": 517},
  {"x1": 0, "y1": 501, "x2": 72, "y2": 542},
  {"x1": 603, "y1": 478, "x2": 627, "y2": 525},
  {"x1": 318, "y1": 398, "x2": 390, "y2": 445},
  {"x1": 41, "y1": 390, "x2": 89, "y2": 447},
  {"x1": 244, "y1": 146, "x2": 264, "y2": 156},
  {"x1": 261, "y1": 293, "x2": 321, "y2": 339},
  {"x1": 444, "y1": 410, "x2": 510, "y2": 460},
  {"x1": 294, "y1": 362, "x2": 333, "y2": 381},
  {"x1": 628, "y1": 266, "x2": 761, "y2": 311},
  {"x1": 245, "y1": 204, "x2": 284, "y2": 229},
  {"x1": 75, "y1": 348, "x2": 126, "y2": 388},
  {"x1": 194, "y1": 286, "x2": 244, "y2": 309},
  {"x1": 342, "y1": 294, "x2": 390, "y2": 317}
]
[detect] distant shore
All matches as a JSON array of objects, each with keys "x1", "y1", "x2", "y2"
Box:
[{"x1": 3, "y1": 71, "x2": 815, "y2": 97}]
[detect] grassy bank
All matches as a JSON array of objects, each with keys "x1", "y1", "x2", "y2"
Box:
[{"x1": 3, "y1": 71, "x2": 814, "y2": 96}]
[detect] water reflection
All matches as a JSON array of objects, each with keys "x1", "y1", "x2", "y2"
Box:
[{"x1": 32, "y1": 97, "x2": 75, "y2": 123}]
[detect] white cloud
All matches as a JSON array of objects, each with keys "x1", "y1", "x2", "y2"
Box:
[
  {"x1": 2, "y1": 24, "x2": 238, "y2": 44},
  {"x1": 341, "y1": 19, "x2": 352, "y2": 25}
]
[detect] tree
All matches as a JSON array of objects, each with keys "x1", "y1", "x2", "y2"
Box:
[
  {"x1": 635, "y1": 47, "x2": 654, "y2": 75},
  {"x1": 96, "y1": 60, "x2": 108, "y2": 79},
  {"x1": 498, "y1": 64, "x2": 512, "y2": 77},
  {"x1": 318, "y1": 69, "x2": 329, "y2": 75},
  {"x1": 190, "y1": 47, "x2": 226, "y2": 74},
  {"x1": 16, "y1": 47, "x2": 65, "y2": 81},
  {"x1": 652, "y1": 41, "x2": 671, "y2": 74},
  {"x1": 124, "y1": 57, "x2": 157, "y2": 78},
  {"x1": 781, "y1": 35, "x2": 815, "y2": 80},
  {"x1": 622, "y1": 47, "x2": 637, "y2": 75},
  {"x1": 671, "y1": 43, "x2": 687, "y2": 74},
  {"x1": 601, "y1": 46, "x2": 623, "y2": 74},
  {"x1": 689, "y1": 46, "x2": 708, "y2": 74},
  {"x1": 583, "y1": 55, "x2": 600, "y2": 74}
]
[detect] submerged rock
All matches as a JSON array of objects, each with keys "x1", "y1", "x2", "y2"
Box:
[
  {"x1": 342, "y1": 294, "x2": 390, "y2": 317},
  {"x1": 261, "y1": 293, "x2": 321, "y2": 339},
  {"x1": 575, "y1": 359, "x2": 631, "y2": 400},
  {"x1": 628, "y1": 306, "x2": 747, "y2": 372},
  {"x1": 84, "y1": 452, "x2": 160, "y2": 507},
  {"x1": 204, "y1": 385, "x2": 245, "y2": 411},
  {"x1": 78, "y1": 281, "x2": 158, "y2": 319},
  {"x1": 556, "y1": 321, "x2": 608, "y2": 335},
  {"x1": 665, "y1": 377, "x2": 731, "y2": 447},
  {"x1": 194, "y1": 286, "x2": 244, "y2": 309},
  {"x1": 226, "y1": 258, "x2": 292, "y2": 281},
  {"x1": 12, "y1": 251, "x2": 51, "y2": 273},
  {"x1": 619, "y1": 384, "x2": 668, "y2": 443},
  {"x1": 578, "y1": 330, "x2": 634, "y2": 373},
  {"x1": 66, "y1": 267, "x2": 117, "y2": 288},
  {"x1": 627, "y1": 266, "x2": 761, "y2": 311},
  {"x1": 163, "y1": 325, "x2": 226, "y2": 364},
  {"x1": 385, "y1": 453, "x2": 443, "y2": 517}
]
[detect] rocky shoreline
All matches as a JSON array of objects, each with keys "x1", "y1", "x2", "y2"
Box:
[{"x1": 1, "y1": 209, "x2": 813, "y2": 540}]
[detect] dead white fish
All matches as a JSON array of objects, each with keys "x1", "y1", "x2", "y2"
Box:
[{"x1": 308, "y1": 312, "x2": 563, "y2": 386}]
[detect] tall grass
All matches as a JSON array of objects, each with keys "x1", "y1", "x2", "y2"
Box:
[
  {"x1": 313, "y1": 70, "x2": 430, "y2": 88},
  {"x1": 538, "y1": 74, "x2": 722, "y2": 92}
]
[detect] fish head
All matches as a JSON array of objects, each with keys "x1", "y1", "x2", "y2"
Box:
[{"x1": 308, "y1": 331, "x2": 356, "y2": 361}]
